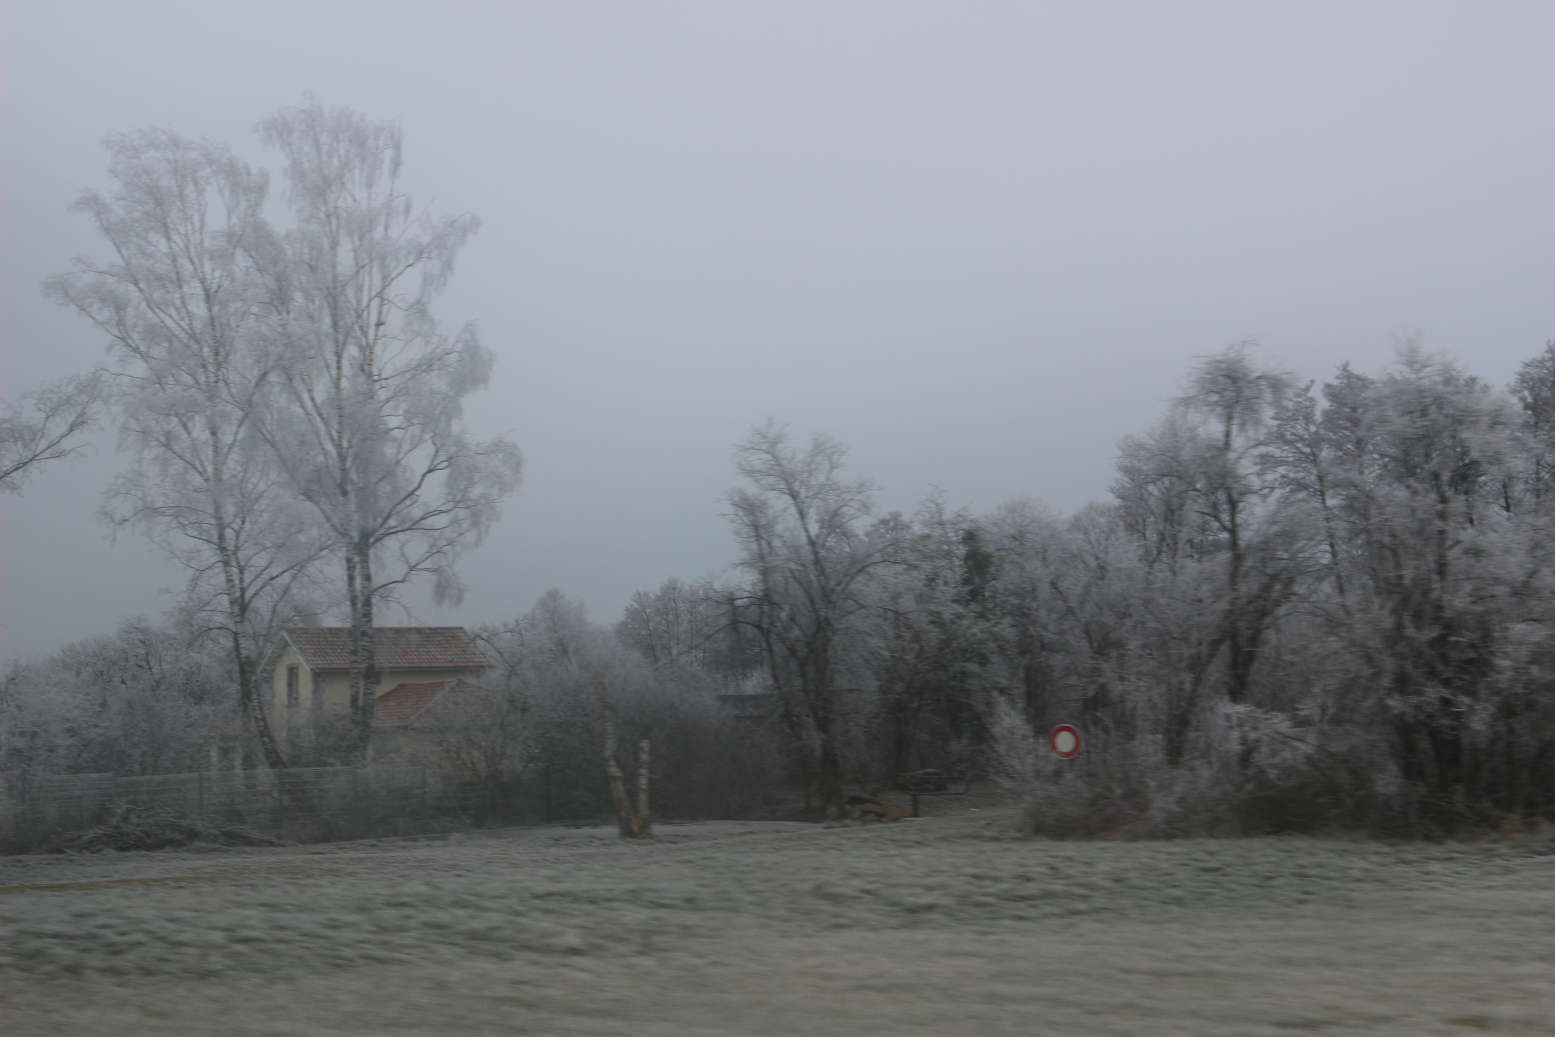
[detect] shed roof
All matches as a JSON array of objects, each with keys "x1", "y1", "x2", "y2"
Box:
[
  {"x1": 281, "y1": 627, "x2": 488, "y2": 673},
  {"x1": 373, "y1": 680, "x2": 459, "y2": 727}
]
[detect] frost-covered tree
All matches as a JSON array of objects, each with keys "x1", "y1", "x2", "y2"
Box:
[
  {"x1": 1, "y1": 616, "x2": 233, "y2": 776},
  {"x1": 257, "y1": 99, "x2": 523, "y2": 753},
  {"x1": 1107, "y1": 345, "x2": 1311, "y2": 762},
  {"x1": 864, "y1": 497, "x2": 990, "y2": 776},
  {"x1": 726, "y1": 422, "x2": 904, "y2": 810},
  {"x1": 617, "y1": 577, "x2": 745, "y2": 672},
  {"x1": 1110, "y1": 418, "x2": 1238, "y2": 760},
  {"x1": 971, "y1": 498, "x2": 1072, "y2": 718},
  {"x1": 1176, "y1": 344, "x2": 1300, "y2": 705},
  {"x1": 0, "y1": 371, "x2": 104, "y2": 494},
  {"x1": 1331, "y1": 346, "x2": 1522, "y2": 798},
  {"x1": 621, "y1": 345, "x2": 1555, "y2": 832},
  {"x1": 468, "y1": 589, "x2": 776, "y2": 821},
  {"x1": 46, "y1": 129, "x2": 316, "y2": 768},
  {"x1": 1511, "y1": 341, "x2": 1555, "y2": 506}
]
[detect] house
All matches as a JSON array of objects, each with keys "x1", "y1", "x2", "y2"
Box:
[{"x1": 267, "y1": 627, "x2": 488, "y2": 754}]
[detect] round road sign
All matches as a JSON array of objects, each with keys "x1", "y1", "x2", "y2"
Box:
[{"x1": 1049, "y1": 724, "x2": 1082, "y2": 759}]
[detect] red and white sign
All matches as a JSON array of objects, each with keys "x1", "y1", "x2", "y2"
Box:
[{"x1": 1049, "y1": 724, "x2": 1082, "y2": 759}]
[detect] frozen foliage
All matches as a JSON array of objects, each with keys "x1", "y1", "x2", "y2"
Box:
[
  {"x1": 2, "y1": 618, "x2": 236, "y2": 777},
  {"x1": 2, "y1": 764, "x2": 511, "y2": 855},
  {"x1": 25, "y1": 128, "x2": 1555, "y2": 846},
  {"x1": 2, "y1": 809, "x2": 1552, "y2": 1035},
  {"x1": 632, "y1": 343, "x2": 1555, "y2": 834},
  {"x1": 47, "y1": 129, "x2": 318, "y2": 767},
  {"x1": 257, "y1": 99, "x2": 522, "y2": 750},
  {"x1": 56, "y1": 805, "x2": 278, "y2": 853},
  {"x1": 983, "y1": 695, "x2": 1044, "y2": 792},
  {"x1": 726, "y1": 422, "x2": 908, "y2": 809},
  {"x1": 428, "y1": 590, "x2": 790, "y2": 822},
  {"x1": 0, "y1": 371, "x2": 103, "y2": 494},
  {"x1": 45, "y1": 101, "x2": 522, "y2": 766}
]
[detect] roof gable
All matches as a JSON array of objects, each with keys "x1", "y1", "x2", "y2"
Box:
[{"x1": 281, "y1": 627, "x2": 488, "y2": 673}]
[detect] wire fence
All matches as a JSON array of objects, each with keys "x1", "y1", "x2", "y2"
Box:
[{"x1": 0, "y1": 765, "x2": 557, "y2": 854}]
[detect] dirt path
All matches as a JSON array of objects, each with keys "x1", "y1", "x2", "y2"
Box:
[{"x1": 4, "y1": 810, "x2": 1553, "y2": 1035}]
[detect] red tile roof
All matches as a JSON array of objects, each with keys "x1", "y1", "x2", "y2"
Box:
[
  {"x1": 373, "y1": 680, "x2": 459, "y2": 727},
  {"x1": 282, "y1": 627, "x2": 488, "y2": 673}
]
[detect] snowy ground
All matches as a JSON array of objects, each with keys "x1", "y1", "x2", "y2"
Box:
[{"x1": 3, "y1": 806, "x2": 1554, "y2": 1036}]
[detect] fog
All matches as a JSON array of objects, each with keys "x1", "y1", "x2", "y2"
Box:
[{"x1": 3, "y1": 0, "x2": 1551, "y2": 662}]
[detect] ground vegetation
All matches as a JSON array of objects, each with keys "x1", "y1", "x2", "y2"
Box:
[{"x1": 2, "y1": 808, "x2": 1551, "y2": 1035}]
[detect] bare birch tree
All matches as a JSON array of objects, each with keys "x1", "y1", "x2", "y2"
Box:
[
  {"x1": 257, "y1": 99, "x2": 522, "y2": 755},
  {"x1": 46, "y1": 129, "x2": 316, "y2": 768}
]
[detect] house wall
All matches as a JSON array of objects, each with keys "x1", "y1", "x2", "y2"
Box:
[{"x1": 269, "y1": 645, "x2": 311, "y2": 725}]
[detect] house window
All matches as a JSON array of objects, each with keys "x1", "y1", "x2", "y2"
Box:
[
  {"x1": 286, "y1": 664, "x2": 300, "y2": 707},
  {"x1": 311, "y1": 672, "x2": 325, "y2": 711}
]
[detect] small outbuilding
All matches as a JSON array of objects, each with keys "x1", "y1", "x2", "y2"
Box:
[{"x1": 266, "y1": 627, "x2": 487, "y2": 754}]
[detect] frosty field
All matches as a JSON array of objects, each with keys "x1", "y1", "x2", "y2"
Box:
[{"x1": 3, "y1": 808, "x2": 1553, "y2": 1036}]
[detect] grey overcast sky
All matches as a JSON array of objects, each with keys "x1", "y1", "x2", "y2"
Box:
[{"x1": 2, "y1": 1, "x2": 1552, "y2": 661}]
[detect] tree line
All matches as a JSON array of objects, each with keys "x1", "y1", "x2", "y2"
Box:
[
  {"x1": 10, "y1": 337, "x2": 1552, "y2": 834},
  {"x1": 4, "y1": 99, "x2": 1551, "y2": 834},
  {"x1": 612, "y1": 342, "x2": 1555, "y2": 832}
]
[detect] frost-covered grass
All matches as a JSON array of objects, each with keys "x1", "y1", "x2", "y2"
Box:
[{"x1": 3, "y1": 809, "x2": 1553, "y2": 1035}]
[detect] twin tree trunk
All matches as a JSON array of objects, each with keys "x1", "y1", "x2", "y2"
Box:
[{"x1": 596, "y1": 682, "x2": 651, "y2": 837}]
